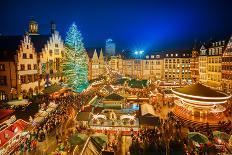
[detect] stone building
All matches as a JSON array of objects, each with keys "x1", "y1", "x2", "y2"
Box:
[
  {"x1": 0, "y1": 19, "x2": 64, "y2": 101},
  {"x1": 87, "y1": 49, "x2": 105, "y2": 80},
  {"x1": 222, "y1": 35, "x2": 232, "y2": 93},
  {"x1": 163, "y1": 52, "x2": 191, "y2": 83},
  {"x1": 198, "y1": 45, "x2": 208, "y2": 84},
  {"x1": 0, "y1": 34, "x2": 39, "y2": 100},
  {"x1": 206, "y1": 40, "x2": 226, "y2": 90}
]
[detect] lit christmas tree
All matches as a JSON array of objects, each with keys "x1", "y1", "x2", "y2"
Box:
[{"x1": 62, "y1": 23, "x2": 89, "y2": 92}]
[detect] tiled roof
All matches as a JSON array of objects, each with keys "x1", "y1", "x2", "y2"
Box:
[
  {"x1": 30, "y1": 35, "x2": 51, "y2": 52},
  {"x1": 0, "y1": 36, "x2": 23, "y2": 61},
  {"x1": 104, "y1": 93, "x2": 124, "y2": 101}
]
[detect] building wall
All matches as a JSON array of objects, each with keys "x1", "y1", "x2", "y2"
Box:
[
  {"x1": 0, "y1": 61, "x2": 17, "y2": 100},
  {"x1": 222, "y1": 36, "x2": 232, "y2": 93},
  {"x1": 17, "y1": 35, "x2": 39, "y2": 98},
  {"x1": 38, "y1": 31, "x2": 64, "y2": 90},
  {"x1": 190, "y1": 50, "x2": 199, "y2": 82},
  {"x1": 206, "y1": 41, "x2": 225, "y2": 90},
  {"x1": 164, "y1": 53, "x2": 191, "y2": 82}
]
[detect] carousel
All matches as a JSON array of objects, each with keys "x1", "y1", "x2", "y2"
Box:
[{"x1": 172, "y1": 83, "x2": 231, "y2": 125}]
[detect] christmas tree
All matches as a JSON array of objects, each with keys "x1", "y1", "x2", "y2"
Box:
[{"x1": 62, "y1": 23, "x2": 89, "y2": 92}]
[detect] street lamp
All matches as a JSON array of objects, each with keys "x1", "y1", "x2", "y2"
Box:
[{"x1": 134, "y1": 50, "x2": 144, "y2": 59}]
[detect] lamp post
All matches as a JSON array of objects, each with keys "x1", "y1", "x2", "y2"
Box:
[{"x1": 134, "y1": 50, "x2": 144, "y2": 79}]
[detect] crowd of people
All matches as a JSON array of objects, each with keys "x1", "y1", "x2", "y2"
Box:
[{"x1": 130, "y1": 113, "x2": 184, "y2": 155}]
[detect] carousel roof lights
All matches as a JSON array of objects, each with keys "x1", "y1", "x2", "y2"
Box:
[
  {"x1": 176, "y1": 95, "x2": 228, "y2": 105},
  {"x1": 172, "y1": 89, "x2": 231, "y2": 100}
]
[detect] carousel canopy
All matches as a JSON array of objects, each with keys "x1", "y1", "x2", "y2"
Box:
[{"x1": 173, "y1": 83, "x2": 228, "y2": 98}]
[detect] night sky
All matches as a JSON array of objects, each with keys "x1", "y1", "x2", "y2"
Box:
[{"x1": 1, "y1": 0, "x2": 232, "y2": 51}]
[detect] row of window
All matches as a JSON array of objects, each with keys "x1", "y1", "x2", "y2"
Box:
[
  {"x1": 208, "y1": 57, "x2": 222, "y2": 63},
  {"x1": 208, "y1": 47, "x2": 223, "y2": 55},
  {"x1": 165, "y1": 53, "x2": 190, "y2": 57},
  {"x1": 208, "y1": 66, "x2": 221, "y2": 72},
  {"x1": 164, "y1": 59, "x2": 190, "y2": 63},
  {"x1": 20, "y1": 64, "x2": 37, "y2": 71},
  {"x1": 20, "y1": 74, "x2": 38, "y2": 84},
  {"x1": 145, "y1": 61, "x2": 161, "y2": 65},
  {"x1": 22, "y1": 53, "x2": 34, "y2": 59},
  {"x1": 49, "y1": 49, "x2": 60, "y2": 56},
  {"x1": 222, "y1": 66, "x2": 232, "y2": 70},
  {"x1": 208, "y1": 74, "x2": 221, "y2": 82},
  {"x1": 222, "y1": 75, "x2": 232, "y2": 79},
  {"x1": 222, "y1": 57, "x2": 232, "y2": 62}
]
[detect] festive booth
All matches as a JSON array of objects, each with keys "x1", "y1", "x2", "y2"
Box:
[
  {"x1": 0, "y1": 119, "x2": 29, "y2": 155},
  {"x1": 172, "y1": 83, "x2": 231, "y2": 124},
  {"x1": 139, "y1": 103, "x2": 159, "y2": 128}
]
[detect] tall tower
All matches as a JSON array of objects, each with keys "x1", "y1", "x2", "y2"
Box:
[
  {"x1": 105, "y1": 39, "x2": 116, "y2": 57},
  {"x1": 99, "y1": 48, "x2": 105, "y2": 74},
  {"x1": 28, "y1": 18, "x2": 39, "y2": 35},
  {"x1": 51, "y1": 21, "x2": 56, "y2": 34}
]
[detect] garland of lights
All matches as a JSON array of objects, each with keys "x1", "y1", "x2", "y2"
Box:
[
  {"x1": 172, "y1": 89, "x2": 231, "y2": 100},
  {"x1": 62, "y1": 23, "x2": 89, "y2": 92}
]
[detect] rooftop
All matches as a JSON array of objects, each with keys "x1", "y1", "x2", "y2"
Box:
[{"x1": 173, "y1": 83, "x2": 228, "y2": 98}]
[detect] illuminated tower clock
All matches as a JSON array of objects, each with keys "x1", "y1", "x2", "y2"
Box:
[{"x1": 29, "y1": 18, "x2": 39, "y2": 35}]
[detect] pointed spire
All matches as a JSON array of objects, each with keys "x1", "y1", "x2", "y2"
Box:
[
  {"x1": 99, "y1": 48, "x2": 104, "y2": 59},
  {"x1": 93, "y1": 49, "x2": 98, "y2": 60}
]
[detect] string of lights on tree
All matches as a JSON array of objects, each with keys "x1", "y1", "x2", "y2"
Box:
[{"x1": 62, "y1": 23, "x2": 89, "y2": 92}]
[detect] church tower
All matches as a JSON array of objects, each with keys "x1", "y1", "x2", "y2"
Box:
[
  {"x1": 28, "y1": 18, "x2": 39, "y2": 35},
  {"x1": 99, "y1": 48, "x2": 105, "y2": 74}
]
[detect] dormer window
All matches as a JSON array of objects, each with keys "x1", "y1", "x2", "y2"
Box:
[
  {"x1": 156, "y1": 55, "x2": 160, "y2": 58},
  {"x1": 171, "y1": 54, "x2": 173, "y2": 57},
  {"x1": 151, "y1": 55, "x2": 154, "y2": 58},
  {"x1": 166, "y1": 54, "x2": 168, "y2": 57},
  {"x1": 175, "y1": 54, "x2": 178, "y2": 57}
]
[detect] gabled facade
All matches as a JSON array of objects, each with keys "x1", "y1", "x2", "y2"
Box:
[
  {"x1": 222, "y1": 36, "x2": 232, "y2": 93},
  {"x1": 207, "y1": 40, "x2": 226, "y2": 90},
  {"x1": 190, "y1": 49, "x2": 199, "y2": 83},
  {"x1": 88, "y1": 49, "x2": 105, "y2": 80},
  {"x1": 17, "y1": 35, "x2": 39, "y2": 98},
  {"x1": 37, "y1": 31, "x2": 64, "y2": 90},
  {"x1": 199, "y1": 45, "x2": 208, "y2": 84}
]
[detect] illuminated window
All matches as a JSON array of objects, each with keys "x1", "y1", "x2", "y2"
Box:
[
  {"x1": 55, "y1": 49, "x2": 59, "y2": 55},
  {"x1": 0, "y1": 64, "x2": 5, "y2": 71},
  {"x1": 20, "y1": 75, "x2": 26, "y2": 84},
  {"x1": 0, "y1": 76, "x2": 7, "y2": 86},
  {"x1": 27, "y1": 75, "x2": 32, "y2": 83},
  {"x1": 22, "y1": 53, "x2": 27, "y2": 59},
  {"x1": 20, "y1": 65, "x2": 25, "y2": 71},
  {"x1": 27, "y1": 64, "x2": 31, "y2": 70}
]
